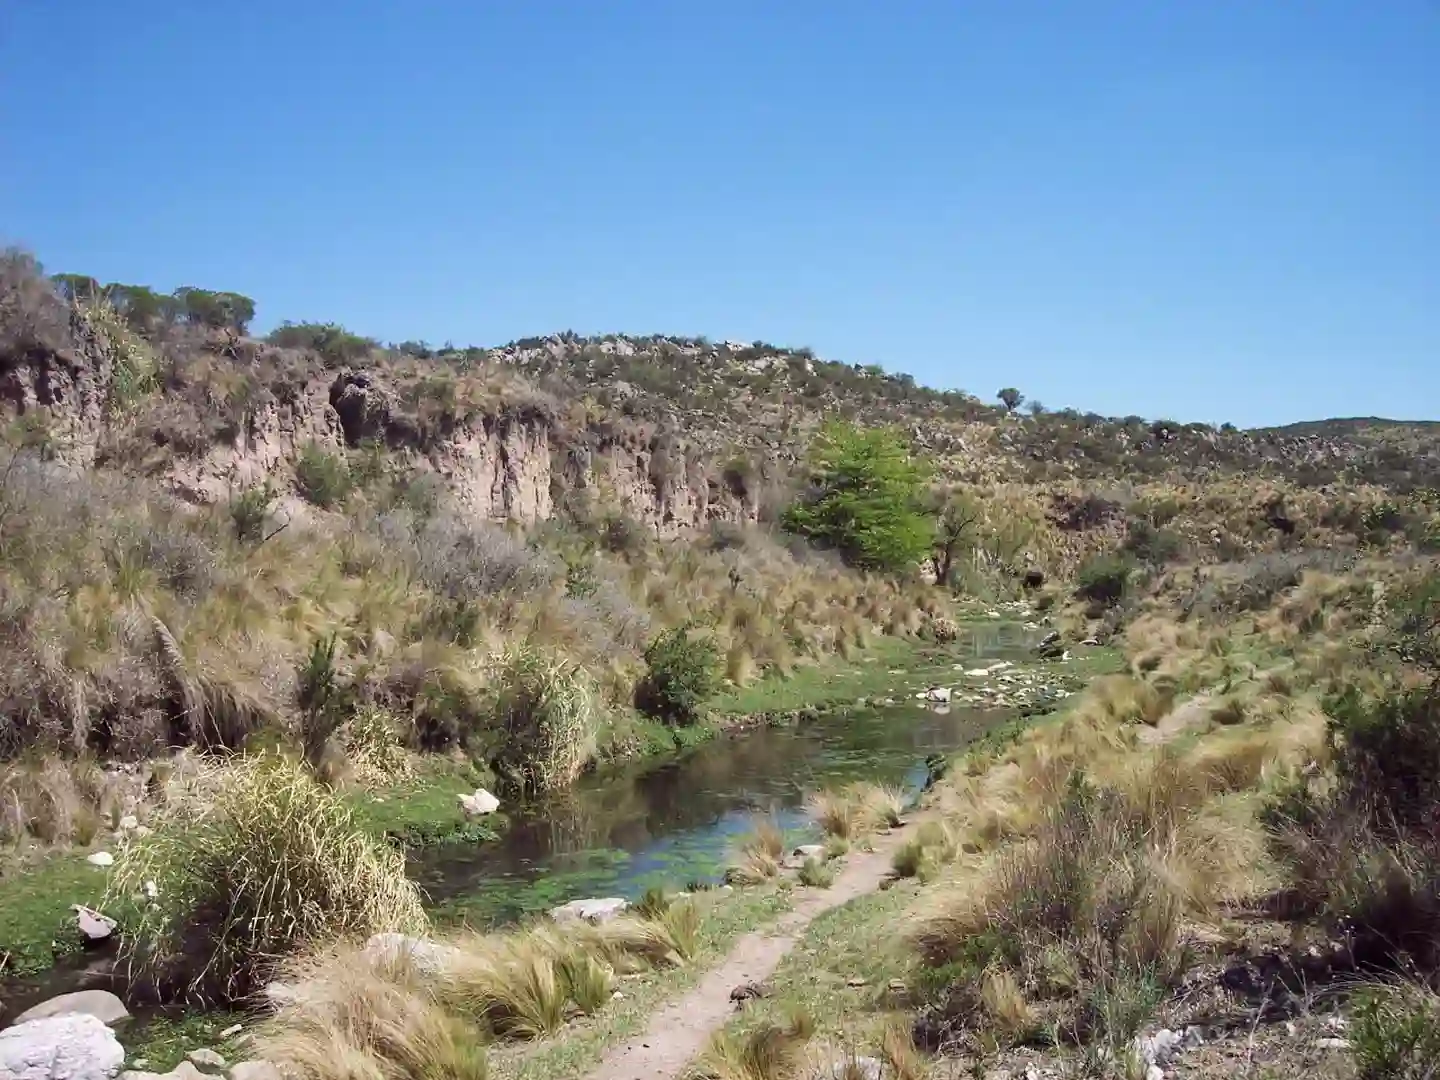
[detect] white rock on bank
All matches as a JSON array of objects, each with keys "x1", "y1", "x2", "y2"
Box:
[
  {"x1": 362, "y1": 932, "x2": 460, "y2": 974},
  {"x1": 457, "y1": 789, "x2": 500, "y2": 816},
  {"x1": 185, "y1": 1050, "x2": 226, "y2": 1071},
  {"x1": 792, "y1": 844, "x2": 827, "y2": 861},
  {"x1": 73, "y1": 906, "x2": 117, "y2": 944},
  {"x1": 550, "y1": 897, "x2": 628, "y2": 924},
  {"x1": 0, "y1": 1013, "x2": 125, "y2": 1080},
  {"x1": 227, "y1": 1063, "x2": 281, "y2": 1080},
  {"x1": 14, "y1": 990, "x2": 130, "y2": 1027},
  {"x1": 120, "y1": 1063, "x2": 208, "y2": 1080},
  {"x1": 85, "y1": 852, "x2": 114, "y2": 868}
]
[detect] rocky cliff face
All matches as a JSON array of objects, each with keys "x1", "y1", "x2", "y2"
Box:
[{"x1": 1, "y1": 341, "x2": 753, "y2": 535}]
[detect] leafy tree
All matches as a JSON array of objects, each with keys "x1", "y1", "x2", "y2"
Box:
[
  {"x1": 174, "y1": 287, "x2": 255, "y2": 334},
  {"x1": 103, "y1": 283, "x2": 177, "y2": 332},
  {"x1": 782, "y1": 421, "x2": 932, "y2": 573},
  {"x1": 928, "y1": 488, "x2": 979, "y2": 586},
  {"x1": 997, "y1": 387, "x2": 1024, "y2": 413},
  {"x1": 636, "y1": 625, "x2": 719, "y2": 725},
  {"x1": 50, "y1": 273, "x2": 102, "y2": 302},
  {"x1": 268, "y1": 321, "x2": 376, "y2": 364}
]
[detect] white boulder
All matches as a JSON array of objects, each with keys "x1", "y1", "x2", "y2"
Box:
[
  {"x1": 456, "y1": 789, "x2": 500, "y2": 816},
  {"x1": 85, "y1": 852, "x2": 114, "y2": 868},
  {"x1": 550, "y1": 897, "x2": 628, "y2": 924},
  {"x1": 73, "y1": 906, "x2": 117, "y2": 944},
  {"x1": 14, "y1": 990, "x2": 129, "y2": 1027},
  {"x1": 0, "y1": 1013, "x2": 125, "y2": 1080},
  {"x1": 362, "y1": 933, "x2": 460, "y2": 974}
]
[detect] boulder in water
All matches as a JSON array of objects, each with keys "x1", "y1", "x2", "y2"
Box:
[{"x1": 0, "y1": 1013, "x2": 124, "y2": 1080}]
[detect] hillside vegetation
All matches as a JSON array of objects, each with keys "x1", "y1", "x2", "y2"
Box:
[{"x1": 3, "y1": 246, "x2": 1440, "y2": 1079}]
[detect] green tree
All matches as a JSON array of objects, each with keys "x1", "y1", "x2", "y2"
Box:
[
  {"x1": 173, "y1": 287, "x2": 256, "y2": 334},
  {"x1": 997, "y1": 387, "x2": 1024, "y2": 413},
  {"x1": 928, "y1": 488, "x2": 979, "y2": 586},
  {"x1": 782, "y1": 421, "x2": 932, "y2": 573}
]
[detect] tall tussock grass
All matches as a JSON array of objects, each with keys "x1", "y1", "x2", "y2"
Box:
[
  {"x1": 690, "y1": 1009, "x2": 815, "y2": 1080},
  {"x1": 258, "y1": 943, "x2": 489, "y2": 1080},
  {"x1": 485, "y1": 645, "x2": 598, "y2": 795},
  {"x1": 725, "y1": 816, "x2": 786, "y2": 886},
  {"x1": 808, "y1": 781, "x2": 909, "y2": 840},
  {"x1": 260, "y1": 900, "x2": 705, "y2": 1070},
  {"x1": 109, "y1": 752, "x2": 427, "y2": 1002},
  {"x1": 913, "y1": 770, "x2": 1194, "y2": 1053}
]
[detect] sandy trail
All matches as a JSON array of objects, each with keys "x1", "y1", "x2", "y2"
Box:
[{"x1": 581, "y1": 825, "x2": 917, "y2": 1080}]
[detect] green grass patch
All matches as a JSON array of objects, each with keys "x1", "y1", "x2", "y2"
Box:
[
  {"x1": 0, "y1": 852, "x2": 107, "y2": 977},
  {"x1": 345, "y1": 761, "x2": 501, "y2": 849},
  {"x1": 713, "y1": 878, "x2": 922, "y2": 1049},
  {"x1": 120, "y1": 1010, "x2": 250, "y2": 1072},
  {"x1": 490, "y1": 885, "x2": 795, "y2": 1080},
  {"x1": 709, "y1": 633, "x2": 1029, "y2": 717}
]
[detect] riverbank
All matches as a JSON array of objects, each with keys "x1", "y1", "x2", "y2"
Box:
[
  {"x1": 0, "y1": 624, "x2": 991, "y2": 977},
  {"x1": 0, "y1": 615, "x2": 1090, "y2": 990}
]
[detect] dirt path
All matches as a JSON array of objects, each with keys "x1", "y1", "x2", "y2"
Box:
[{"x1": 581, "y1": 825, "x2": 919, "y2": 1080}]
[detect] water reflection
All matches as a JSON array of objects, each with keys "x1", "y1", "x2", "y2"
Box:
[{"x1": 413, "y1": 701, "x2": 998, "y2": 925}]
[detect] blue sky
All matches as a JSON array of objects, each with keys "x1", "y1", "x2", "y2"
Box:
[{"x1": 2, "y1": 2, "x2": 1436, "y2": 427}]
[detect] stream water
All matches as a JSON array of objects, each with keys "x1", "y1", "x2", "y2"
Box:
[
  {"x1": 414, "y1": 697, "x2": 998, "y2": 926},
  {"x1": 1, "y1": 625, "x2": 1029, "y2": 1020}
]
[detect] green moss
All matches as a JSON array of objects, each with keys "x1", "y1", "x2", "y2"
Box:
[
  {"x1": 0, "y1": 853, "x2": 106, "y2": 977},
  {"x1": 709, "y1": 633, "x2": 1024, "y2": 717},
  {"x1": 344, "y1": 762, "x2": 501, "y2": 849}
]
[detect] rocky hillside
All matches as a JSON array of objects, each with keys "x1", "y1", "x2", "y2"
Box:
[{"x1": 4, "y1": 277, "x2": 1437, "y2": 550}]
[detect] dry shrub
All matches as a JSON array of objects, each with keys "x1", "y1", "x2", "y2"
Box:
[
  {"x1": 691, "y1": 1009, "x2": 815, "y2": 1080},
  {"x1": 913, "y1": 771, "x2": 1187, "y2": 1053},
  {"x1": 257, "y1": 944, "x2": 488, "y2": 1080},
  {"x1": 725, "y1": 816, "x2": 785, "y2": 886},
  {"x1": 109, "y1": 752, "x2": 427, "y2": 1003}
]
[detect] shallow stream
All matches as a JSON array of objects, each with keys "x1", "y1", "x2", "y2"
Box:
[{"x1": 1, "y1": 623, "x2": 1030, "y2": 1021}]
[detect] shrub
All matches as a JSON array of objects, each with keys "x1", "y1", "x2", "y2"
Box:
[
  {"x1": 1122, "y1": 519, "x2": 1183, "y2": 566},
  {"x1": 228, "y1": 482, "x2": 277, "y2": 543},
  {"x1": 913, "y1": 772, "x2": 1185, "y2": 1053},
  {"x1": 781, "y1": 421, "x2": 932, "y2": 573},
  {"x1": 1075, "y1": 554, "x2": 1135, "y2": 608},
  {"x1": 108, "y1": 753, "x2": 427, "y2": 1003},
  {"x1": 295, "y1": 441, "x2": 353, "y2": 509},
  {"x1": 487, "y1": 646, "x2": 598, "y2": 795},
  {"x1": 0, "y1": 248, "x2": 71, "y2": 357},
  {"x1": 1351, "y1": 983, "x2": 1440, "y2": 1080},
  {"x1": 1327, "y1": 682, "x2": 1440, "y2": 831},
  {"x1": 636, "y1": 624, "x2": 719, "y2": 725}
]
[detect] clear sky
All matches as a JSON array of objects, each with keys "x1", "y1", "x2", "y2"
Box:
[{"x1": 2, "y1": 2, "x2": 1436, "y2": 427}]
